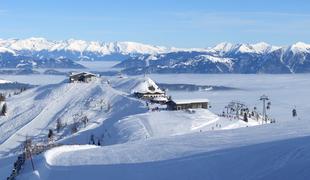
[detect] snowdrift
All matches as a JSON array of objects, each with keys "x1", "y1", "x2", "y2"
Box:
[{"x1": 20, "y1": 120, "x2": 310, "y2": 180}]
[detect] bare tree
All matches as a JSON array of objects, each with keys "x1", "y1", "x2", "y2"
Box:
[
  {"x1": 56, "y1": 118, "x2": 64, "y2": 133},
  {"x1": 48, "y1": 129, "x2": 54, "y2": 142},
  {"x1": 1, "y1": 103, "x2": 7, "y2": 116},
  {"x1": 81, "y1": 116, "x2": 89, "y2": 127},
  {"x1": 71, "y1": 121, "x2": 78, "y2": 134},
  {"x1": 0, "y1": 93, "x2": 5, "y2": 102}
]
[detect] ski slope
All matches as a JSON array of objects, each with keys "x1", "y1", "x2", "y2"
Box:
[
  {"x1": 0, "y1": 76, "x2": 309, "y2": 180},
  {"x1": 0, "y1": 77, "x2": 145, "y2": 156},
  {"x1": 20, "y1": 119, "x2": 310, "y2": 180}
]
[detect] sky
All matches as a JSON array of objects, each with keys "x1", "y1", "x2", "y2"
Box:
[{"x1": 0, "y1": 0, "x2": 310, "y2": 48}]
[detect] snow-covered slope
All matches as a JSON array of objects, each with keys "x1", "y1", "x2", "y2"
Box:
[
  {"x1": 0, "y1": 77, "x2": 146, "y2": 156},
  {"x1": 117, "y1": 42, "x2": 310, "y2": 74},
  {"x1": 288, "y1": 42, "x2": 310, "y2": 54},
  {"x1": 2, "y1": 38, "x2": 310, "y2": 73},
  {"x1": 1, "y1": 76, "x2": 309, "y2": 180},
  {"x1": 211, "y1": 42, "x2": 280, "y2": 55},
  {"x1": 0, "y1": 52, "x2": 85, "y2": 69},
  {"x1": 0, "y1": 38, "x2": 177, "y2": 61},
  {"x1": 0, "y1": 79, "x2": 12, "y2": 84},
  {"x1": 20, "y1": 119, "x2": 310, "y2": 180},
  {"x1": 0, "y1": 76, "x2": 255, "y2": 156}
]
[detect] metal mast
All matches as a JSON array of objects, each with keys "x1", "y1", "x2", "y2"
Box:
[{"x1": 260, "y1": 95, "x2": 269, "y2": 124}]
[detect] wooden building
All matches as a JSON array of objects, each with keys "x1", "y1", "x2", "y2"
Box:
[
  {"x1": 134, "y1": 91, "x2": 166, "y2": 100},
  {"x1": 69, "y1": 72, "x2": 97, "y2": 83},
  {"x1": 167, "y1": 99, "x2": 209, "y2": 110}
]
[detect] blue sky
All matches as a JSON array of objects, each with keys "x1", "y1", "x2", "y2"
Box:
[{"x1": 1, "y1": 0, "x2": 310, "y2": 47}]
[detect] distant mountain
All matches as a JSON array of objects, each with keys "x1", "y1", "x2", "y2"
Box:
[
  {"x1": 0, "y1": 51, "x2": 85, "y2": 69},
  {"x1": 0, "y1": 37, "x2": 184, "y2": 61},
  {"x1": 2, "y1": 38, "x2": 310, "y2": 73},
  {"x1": 115, "y1": 42, "x2": 310, "y2": 74},
  {"x1": 0, "y1": 78, "x2": 35, "y2": 90}
]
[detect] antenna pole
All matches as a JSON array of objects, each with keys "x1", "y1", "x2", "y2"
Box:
[{"x1": 260, "y1": 95, "x2": 269, "y2": 124}]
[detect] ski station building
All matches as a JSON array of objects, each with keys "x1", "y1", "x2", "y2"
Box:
[
  {"x1": 167, "y1": 99, "x2": 209, "y2": 110},
  {"x1": 132, "y1": 79, "x2": 168, "y2": 103},
  {"x1": 69, "y1": 72, "x2": 97, "y2": 83}
]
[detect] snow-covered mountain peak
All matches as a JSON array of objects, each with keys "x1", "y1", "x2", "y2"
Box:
[
  {"x1": 289, "y1": 42, "x2": 310, "y2": 53},
  {"x1": 8, "y1": 37, "x2": 55, "y2": 51},
  {"x1": 114, "y1": 41, "x2": 168, "y2": 54},
  {"x1": 233, "y1": 42, "x2": 280, "y2": 54},
  {"x1": 0, "y1": 37, "x2": 173, "y2": 56},
  {"x1": 212, "y1": 42, "x2": 234, "y2": 53},
  {"x1": 211, "y1": 42, "x2": 279, "y2": 55},
  {"x1": 64, "y1": 39, "x2": 89, "y2": 52},
  {"x1": 251, "y1": 42, "x2": 280, "y2": 53},
  {"x1": 0, "y1": 47, "x2": 16, "y2": 55}
]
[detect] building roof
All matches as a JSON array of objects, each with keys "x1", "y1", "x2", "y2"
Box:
[
  {"x1": 135, "y1": 91, "x2": 165, "y2": 95},
  {"x1": 152, "y1": 96, "x2": 168, "y2": 102},
  {"x1": 172, "y1": 98, "x2": 209, "y2": 104},
  {"x1": 70, "y1": 72, "x2": 96, "y2": 77},
  {"x1": 132, "y1": 77, "x2": 164, "y2": 94}
]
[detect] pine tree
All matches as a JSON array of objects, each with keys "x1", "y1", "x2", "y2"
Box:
[
  {"x1": 48, "y1": 129, "x2": 54, "y2": 140},
  {"x1": 244, "y1": 113, "x2": 248, "y2": 122}
]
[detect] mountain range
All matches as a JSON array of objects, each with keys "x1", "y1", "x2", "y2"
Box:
[
  {"x1": 0, "y1": 37, "x2": 178, "y2": 61},
  {"x1": 115, "y1": 42, "x2": 310, "y2": 74},
  {"x1": 1, "y1": 37, "x2": 310, "y2": 73}
]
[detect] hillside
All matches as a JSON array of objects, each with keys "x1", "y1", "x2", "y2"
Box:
[
  {"x1": 116, "y1": 42, "x2": 310, "y2": 74},
  {"x1": 2, "y1": 38, "x2": 310, "y2": 73},
  {"x1": 0, "y1": 51, "x2": 85, "y2": 69},
  {"x1": 20, "y1": 119, "x2": 310, "y2": 180},
  {"x1": 0, "y1": 76, "x2": 308, "y2": 180}
]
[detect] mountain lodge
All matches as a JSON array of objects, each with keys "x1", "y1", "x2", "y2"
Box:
[
  {"x1": 69, "y1": 72, "x2": 97, "y2": 83},
  {"x1": 167, "y1": 99, "x2": 209, "y2": 110}
]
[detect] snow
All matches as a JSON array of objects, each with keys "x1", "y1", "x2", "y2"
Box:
[
  {"x1": 211, "y1": 42, "x2": 234, "y2": 54},
  {"x1": 18, "y1": 119, "x2": 310, "y2": 180},
  {"x1": 45, "y1": 145, "x2": 98, "y2": 165},
  {"x1": 172, "y1": 98, "x2": 209, "y2": 104},
  {"x1": 111, "y1": 109, "x2": 262, "y2": 144},
  {"x1": 64, "y1": 39, "x2": 89, "y2": 52},
  {"x1": 0, "y1": 73, "x2": 309, "y2": 179},
  {"x1": 115, "y1": 41, "x2": 168, "y2": 54},
  {"x1": 211, "y1": 42, "x2": 281, "y2": 54},
  {"x1": 0, "y1": 47, "x2": 16, "y2": 55},
  {"x1": 8, "y1": 37, "x2": 55, "y2": 51},
  {"x1": 2, "y1": 38, "x2": 309, "y2": 59},
  {"x1": 0, "y1": 37, "x2": 174, "y2": 55},
  {"x1": 0, "y1": 78, "x2": 134, "y2": 155},
  {"x1": 0, "y1": 79, "x2": 12, "y2": 84},
  {"x1": 289, "y1": 42, "x2": 310, "y2": 54},
  {"x1": 197, "y1": 55, "x2": 232, "y2": 64},
  {"x1": 152, "y1": 96, "x2": 168, "y2": 102},
  {"x1": 112, "y1": 76, "x2": 164, "y2": 94}
]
